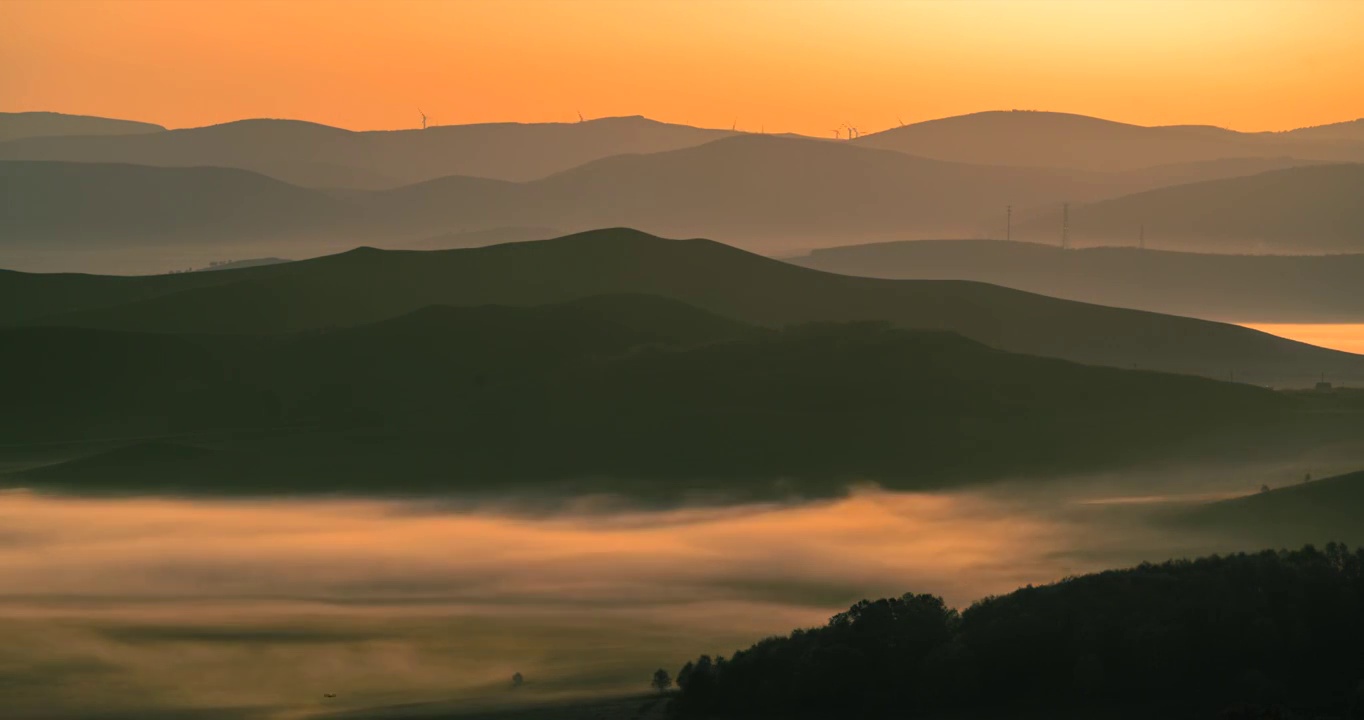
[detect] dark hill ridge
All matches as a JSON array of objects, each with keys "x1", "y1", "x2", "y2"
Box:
[
  {"x1": 1174, "y1": 468, "x2": 1364, "y2": 547},
  {"x1": 1012, "y1": 163, "x2": 1364, "y2": 253},
  {"x1": 0, "y1": 258, "x2": 300, "y2": 326},
  {"x1": 791, "y1": 239, "x2": 1364, "y2": 323},
  {"x1": 8, "y1": 229, "x2": 1363, "y2": 388},
  {"x1": 0, "y1": 115, "x2": 737, "y2": 188},
  {"x1": 855, "y1": 109, "x2": 1364, "y2": 171},
  {"x1": 0, "y1": 111, "x2": 165, "y2": 143},
  {"x1": 1, "y1": 296, "x2": 1292, "y2": 494}
]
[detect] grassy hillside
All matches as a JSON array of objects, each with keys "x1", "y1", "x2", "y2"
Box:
[
  {"x1": 0, "y1": 111, "x2": 164, "y2": 143},
  {"x1": 792, "y1": 240, "x2": 1364, "y2": 323},
  {"x1": 8, "y1": 229, "x2": 1361, "y2": 388},
  {"x1": 1012, "y1": 163, "x2": 1364, "y2": 253},
  {"x1": 2, "y1": 295, "x2": 1291, "y2": 494}
]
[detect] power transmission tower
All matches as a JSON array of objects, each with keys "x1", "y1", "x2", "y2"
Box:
[{"x1": 1006, "y1": 205, "x2": 1012, "y2": 241}]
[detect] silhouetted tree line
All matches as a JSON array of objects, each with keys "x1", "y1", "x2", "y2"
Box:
[{"x1": 672, "y1": 545, "x2": 1364, "y2": 718}]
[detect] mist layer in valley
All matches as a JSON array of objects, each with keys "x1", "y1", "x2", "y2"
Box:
[{"x1": 4, "y1": 452, "x2": 1363, "y2": 720}]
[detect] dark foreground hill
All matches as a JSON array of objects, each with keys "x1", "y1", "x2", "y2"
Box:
[
  {"x1": 672, "y1": 545, "x2": 1364, "y2": 719},
  {"x1": 0, "y1": 111, "x2": 165, "y2": 143},
  {"x1": 6, "y1": 229, "x2": 1361, "y2": 388},
  {"x1": 1012, "y1": 163, "x2": 1364, "y2": 253},
  {"x1": 0, "y1": 295, "x2": 1296, "y2": 496},
  {"x1": 792, "y1": 240, "x2": 1364, "y2": 323}
]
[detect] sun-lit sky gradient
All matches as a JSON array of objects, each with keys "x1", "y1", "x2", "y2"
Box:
[{"x1": 3, "y1": 0, "x2": 1361, "y2": 135}]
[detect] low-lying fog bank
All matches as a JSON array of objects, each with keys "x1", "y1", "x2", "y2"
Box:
[{"x1": 3, "y1": 455, "x2": 1360, "y2": 719}]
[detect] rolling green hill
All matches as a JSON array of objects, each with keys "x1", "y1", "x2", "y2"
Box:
[
  {"x1": 2, "y1": 295, "x2": 1292, "y2": 495},
  {"x1": 8, "y1": 229, "x2": 1361, "y2": 388}
]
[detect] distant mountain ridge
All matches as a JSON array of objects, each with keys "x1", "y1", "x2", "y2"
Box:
[
  {"x1": 7, "y1": 109, "x2": 1362, "y2": 184},
  {"x1": 0, "y1": 114, "x2": 738, "y2": 187},
  {"x1": 792, "y1": 239, "x2": 1364, "y2": 323},
  {"x1": 855, "y1": 110, "x2": 1364, "y2": 171},
  {"x1": 0, "y1": 111, "x2": 165, "y2": 143},
  {"x1": 1011, "y1": 163, "x2": 1364, "y2": 253},
  {"x1": 3, "y1": 139, "x2": 1339, "y2": 260}
]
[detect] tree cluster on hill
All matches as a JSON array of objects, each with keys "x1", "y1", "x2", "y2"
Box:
[{"x1": 672, "y1": 545, "x2": 1364, "y2": 718}]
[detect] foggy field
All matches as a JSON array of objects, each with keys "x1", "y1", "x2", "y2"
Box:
[{"x1": 4, "y1": 451, "x2": 1362, "y2": 719}]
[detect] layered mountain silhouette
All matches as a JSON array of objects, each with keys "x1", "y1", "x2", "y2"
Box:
[
  {"x1": 1011, "y1": 164, "x2": 1364, "y2": 252},
  {"x1": 1, "y1": 295, "x2": 1291, "y2": 494},
  {"x1": 3, "y1": 137, "x2": 1336, "y2": 258},
  {"x1": 1, "y1": 161, "x2": 346, "y2": 246},
  {"x1": 5, "y1": 229, "x2": 1361, "y2": 387},
  {"x1": 0, "y1": 111, "x2": 164, "y2": 143},
  {"x1": 855, "y1": 110, "x2": 1364, "y2": 171},
  {"x1": 793, "y1": 240, "x2": 1364, "y2": 323},
  {"x1": 0, "y1": 115, "x2": 736, "y2": 188}
]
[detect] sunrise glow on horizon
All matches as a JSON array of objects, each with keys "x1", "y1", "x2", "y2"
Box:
[{"x1": 3, "y1": 0, "x2": 1362, "y2": 135}]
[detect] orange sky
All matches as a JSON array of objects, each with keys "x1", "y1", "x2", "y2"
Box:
[{"x1": 2, "y1": 0, "x2": 1361, "y2": 135}]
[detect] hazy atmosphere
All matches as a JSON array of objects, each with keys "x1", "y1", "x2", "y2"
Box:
[{"x1": 3, "y1": 1, "x2": 1364, "y2": 718}]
